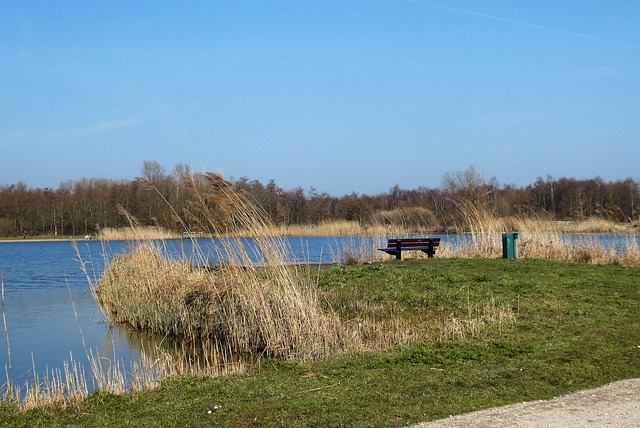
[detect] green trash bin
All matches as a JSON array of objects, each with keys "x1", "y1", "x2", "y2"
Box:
[{"x1": 502, "y1": 233, "x2": 519, "y2": 259}]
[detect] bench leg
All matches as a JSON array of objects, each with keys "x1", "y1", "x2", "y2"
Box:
[{"x1": 396, "y1": 240, "x2": 402, "y2": 261}]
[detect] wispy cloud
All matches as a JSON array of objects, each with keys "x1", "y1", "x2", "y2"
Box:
[
  {"x1": 560, "y1": 67, "x2": 621, "y2": 81},
  {"x1": 423, "y1": 3, "x2": 603, "y2": 41},
  {"x1": 397, "y1": 1, "x2": 640, "y2": 52},
  {"x1": 472, "y1": 113, "x2": 541, "y2": 129},
  {"x1": 81, "y1": 119, "x2": 142, "y2": 134},
  {"x1": 0, "y1": 119, "x2": 141, "y2": 146}
]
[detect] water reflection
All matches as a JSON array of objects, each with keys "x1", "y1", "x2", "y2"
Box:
[
  {"x1": 120, "y1": 328, "x2": 252, "y2": 377},
  {"x1": 92, "y1": 323, "x2": 251, "y2": 392}
]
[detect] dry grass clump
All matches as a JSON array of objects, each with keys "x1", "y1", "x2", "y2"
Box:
[
  {"x1": 267, "y1": 219, "x2": 413, "y2": 237},
  {"x1": 449, "y1": 231, "x2": 640, "y2": 266},
  {"x1": 435, "y1": 298, "x2": 517, "y2": 341},
  {"x1": 617, "y1": 238, "x2": 640, "y2": 266},
  {"x1": 372, "y1": 207, "x2": 440, "y2": 233},
  {"x1": 18, "y1": 355, "x2": 88, "y2": 411},
  {"x1": 552, "y1": 217, "x2": 635, "y2": 234},
  {"x1": 96, "y1": 173, "x2": 360, "y2": 361},
  {"x1": 350, "y1": 318, "x2": 420, "y2": 350},
  {"x1": 513, "y1": 220, "x2": 640, "y2": 265},
  {"x1": 98, "y1": 226, "x2": 177, "y2": 241},
  {"x1": 269, "y1": 220, "x2": 366, "y2": 236},
  {"x1": 444, "y1": 203, "x2": 640, "y2": 266},
  {"x1": 450, "y1": 202, "x2": 507, "y2": 258},
  {"x1": 517, "y1": 233, "x2": 600, "y2": 263},
  {"x1": 2, "y1": 339, "x2": 251, "y2": 411},
  {"x1": 98, "y1": 245, "x2": 354, "y2": 360},
  {"x1": 334, "y1": 236, "x2": 388, "y2": 265}
]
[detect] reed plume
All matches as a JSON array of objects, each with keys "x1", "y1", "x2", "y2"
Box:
[{"x1": 96, "y1": 173, "x2": 360, "y2": 361}]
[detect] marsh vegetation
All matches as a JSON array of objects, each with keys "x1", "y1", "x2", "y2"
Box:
[
  {"x1": 1, "y1": 169, "x2": 639, "y2": 419},
  {"x1": 2, "y1": 257, "x2": 639, "y2": 426}
]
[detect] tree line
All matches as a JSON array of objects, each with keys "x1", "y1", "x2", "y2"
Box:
[{"x1": 0, "y1": 161, "x2": 637, "y2": 237}]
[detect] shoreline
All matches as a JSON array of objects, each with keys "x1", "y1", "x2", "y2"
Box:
[
  {"x1": 1, "y1": 229, "x2": 639, "y2": 244},
  {"x1": 0, "y1": 237, "x2": 87, "y2": 243},
  {"x1": 0, "y1": 238, "x2": 78, "y2": 243}
]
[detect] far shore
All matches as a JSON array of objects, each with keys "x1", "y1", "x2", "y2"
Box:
[
  {"x1": 0, "y1": 237, "x2": 83, "y2": 243},
  {"x1": 1, "y1": 227, "x2": 638, "y2": 244}
]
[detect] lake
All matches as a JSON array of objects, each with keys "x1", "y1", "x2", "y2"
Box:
[
  {"x1": 0, "y1": 236, "x2": 392, "y2": 391},
  {"x1": 0, "y1": 234, "x2": 637, "y2": 392}
]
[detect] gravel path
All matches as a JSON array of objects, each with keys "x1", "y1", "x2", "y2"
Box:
[{"x1": 410, "y1": 378, "x2": 640, "y2": 428}]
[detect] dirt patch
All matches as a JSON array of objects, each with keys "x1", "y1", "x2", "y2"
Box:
[{"x1": 411, "y1": 378, "x2": 640, "y2": 428}]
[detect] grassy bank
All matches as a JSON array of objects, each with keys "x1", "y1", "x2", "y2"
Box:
[{"x1": 2, "y1": 258, "x2": 639, "y2": 427}]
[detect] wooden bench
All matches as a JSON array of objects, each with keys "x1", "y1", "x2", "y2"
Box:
[{"x1": 379, "y1": 238, "x2": 441, "y2": 260}]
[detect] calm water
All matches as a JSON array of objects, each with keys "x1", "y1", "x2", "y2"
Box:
[
  {"x1": 0, "y1": 236, "x2": 387, "y2": 389},
  {"x1": 0, "y1": 234, "x2": 637, "y2": 390},
  {"x1": 0, "y1": 240, "x2": 135, "y2": 388}
]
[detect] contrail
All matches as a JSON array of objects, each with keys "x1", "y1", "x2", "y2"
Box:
[
  {"x1": 422, "y1": 2, "x2": 602, "y2": 41},
  {"x1": 398, "y1": 1, "x2": 640, "y2": 51},
  {"x1": 403, "y1": 0, "x2": 616, "y2": 42}
]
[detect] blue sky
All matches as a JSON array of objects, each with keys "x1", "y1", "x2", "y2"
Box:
[{"x1": 1, "y1": 1, "x2": 639, "y2": 195}]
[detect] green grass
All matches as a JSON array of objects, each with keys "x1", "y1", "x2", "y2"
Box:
[{"x1": 2, "y1": 258, "x2": 640, "y2": 427}]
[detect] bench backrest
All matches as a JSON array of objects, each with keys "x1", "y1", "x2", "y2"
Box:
[{"x1": 387, "y1": 238, "x2": 440, "y2": 247}]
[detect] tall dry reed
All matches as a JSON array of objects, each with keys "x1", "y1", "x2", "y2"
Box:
[
  {"x1": 442, "y1": 202, "x2": 640, "y2": 266},
  {"x1": 1, "y1": 273, "x2": 17, "y2": 406},
  {"x1": 96, "y1": 173, "x2": 361, "y2": 361},
  {"x1": 333, "y1": 235, "x2": 388, "y2": 265}
]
